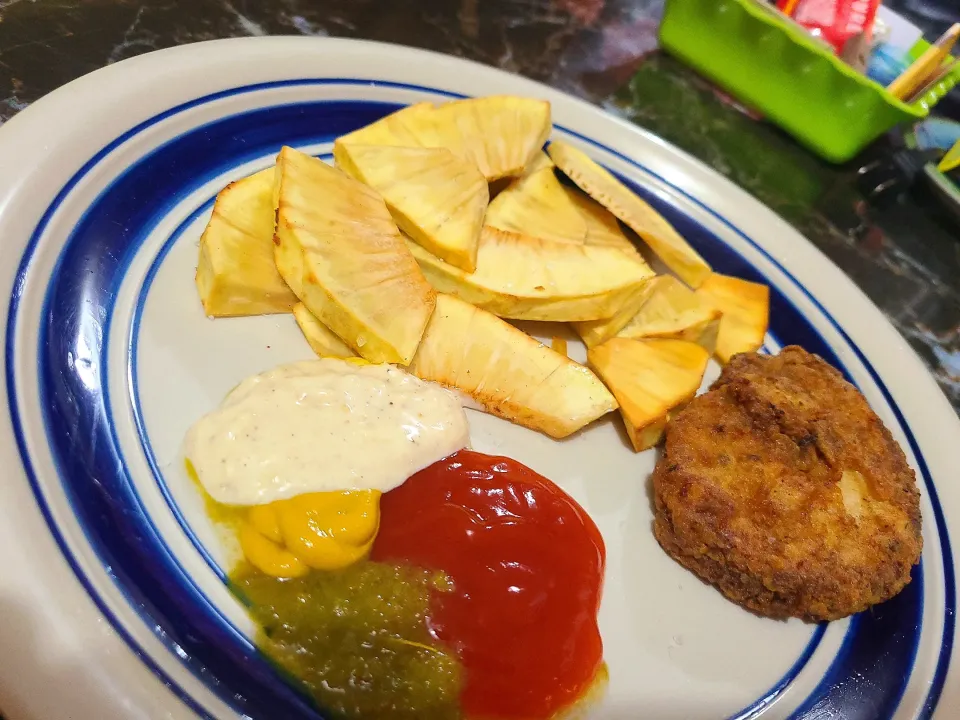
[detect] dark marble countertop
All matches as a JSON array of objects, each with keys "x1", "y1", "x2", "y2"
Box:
[{"x1": 1, "y1": 0, "x2": 958, "y2": 411}]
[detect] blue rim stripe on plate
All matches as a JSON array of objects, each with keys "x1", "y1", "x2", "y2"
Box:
[
  {"x1": 4, "y1": 79, "x2": 949, "y2": 719},
  {"x1": 129, "y1": 197, "x2": 227, "y2": 582},
  {"x1": 8, "y1": 87, "x2": 418, "y2": 720},
  {"x1": 732, "y1": 624, "x2": 827, "y2": 720},
  {"x1": 16, "y1": 87, "x2": 936, "y2": 720},
  {"x1": 105, "y1": 95, "x2": 924, "y2": 717}
]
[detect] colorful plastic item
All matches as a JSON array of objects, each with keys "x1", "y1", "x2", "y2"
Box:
[
  {"x1": 777, "y1": 0, "x2": 881, "y2": 55},
  {"x1": 659, "y1": 0, "x2": 942, "y2": 163}
]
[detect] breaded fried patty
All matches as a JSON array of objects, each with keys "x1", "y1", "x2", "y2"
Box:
[{"x1": 653, "y1": 346, "x2": 922, "y2": 621}]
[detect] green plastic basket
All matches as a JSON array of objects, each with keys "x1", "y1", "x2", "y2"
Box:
[{"x1": 659, "y1": 0, "x2": 939, "y2": 163}]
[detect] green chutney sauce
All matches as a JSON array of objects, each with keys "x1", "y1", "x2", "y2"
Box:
[{"x1": 231, "y1": 562, "x2": 462, "y2": 719}]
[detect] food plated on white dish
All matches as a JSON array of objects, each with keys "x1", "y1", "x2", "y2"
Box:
[{"x1": 0, "y1": 37, "x2": 957, "y2": 720}]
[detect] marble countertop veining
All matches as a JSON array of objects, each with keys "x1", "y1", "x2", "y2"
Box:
[{"x1": 1, "y1": 0, "x2": 958, "y2": 410}]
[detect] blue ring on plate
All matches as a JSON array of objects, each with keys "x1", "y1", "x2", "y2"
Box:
[
  {"x1": 5, "y1": 79, "x2": 950, "y2": 719},
  {"x1": 18, "y1": 81, "x2": 948, "y2": 716},
  {"x1": 9, "y1": 80, "x2": 936, "y2": 720}
]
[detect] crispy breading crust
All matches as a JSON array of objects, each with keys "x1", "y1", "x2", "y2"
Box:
[{"x1": 653, "y1": 346, "x2": 922, "y2": 622}]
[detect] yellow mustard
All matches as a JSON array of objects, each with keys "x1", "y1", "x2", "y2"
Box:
[{"x1": 240, "y1": 490, "x2": 381, "y2": 577}]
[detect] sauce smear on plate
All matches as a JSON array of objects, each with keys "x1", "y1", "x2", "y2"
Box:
[{"x1": 372, "y1": 450, "x2": 605, "y2": 719}]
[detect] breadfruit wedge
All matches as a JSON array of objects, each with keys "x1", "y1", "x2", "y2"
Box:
[
  {"x1": 335, "y1": 102, "x2": 433, "y2": 147},
  {"x1": 695, "y1": 273, "x2": 770, "y2": 363},
  {"x1": 485, "y1": 161, "x2": 639, "y2": 258},
  {"x1": 588, "y1": 338, "x2": 709, "y2": 452},
  {"x1": 409, "y1": 294, "x2": 617, "y2": 438},
  {"x1": 273, "y1": 146, "x2": 436, "y2": 365},
  {"x1": 406, "y1": 96, "x2": 552, "y2": 181},
  {"x1": 407, "y1": 226, "x2": 654, "y2": 322},
  {"x1": 547, "y1": 140, "x2": 711, "y2": 287},
  {"x1": 195, "y1": 168, "x2": 297, "y2": 317},
  {"x1": 292, "y1": 303, "x2": 357, "y2": 359},
  {"x1": 616, "y1": 275, "x2": 722, "y2": 353},
  {"x1": 525, "y1": 150, "x2": 555, "y2": 175},
  {"x1": 489, "y1": 150, "x2": 553, "y2": 199},
  {"x1": 334, "y1": 143, "x2": 488, "y2": 272},
  {"x1": 572, "y1": 281, "x2": 659, "y2": 349},
  {"x1": 570, "y1": 189, "x2": 639, "y2": 253}
]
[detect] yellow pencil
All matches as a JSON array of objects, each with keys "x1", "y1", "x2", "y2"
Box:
[
  {"x1": 905, "y1": 58, "x2": 960, "y2": 103},
  {"x1": 888, "y1": 23, "x2": 960, "y2": 100},
  {"x1": 938, "y1": 139, "x2": 960, "y2": 174}
]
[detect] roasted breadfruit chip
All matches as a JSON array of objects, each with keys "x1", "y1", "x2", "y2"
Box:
[
  {"x1": 334, "y1": 143, "x2": 488, "y2": 273},
  {"x1": 335, "y1": 102, "x2": 434, "y2": 147},
  {"x1": 572, "y1": 281, "x2": 658, "y2": 350},
  {"x1": 407, "y1": 96, "x2": 552, "y2": 181},
  {"x1": 407, "y1": 226, "x2": 654, "y2": 322},
  {"x1": 272, "y1": 146, "x2": 436, "y2": 365},
  {"x1": 485, "y1": 159, "x2": 638, "y2": 258},
  {"x1": 409, "y1": 293, "x2": 617, "y2": 438},
  {"x1": 695, "y1": 273, "x2": 769, "y2": 363},
  {"x1": 548, "y1": 140, "x2": 711, "y2": 288},
  {"x1": 292, "y1": 303, "x2": 357, "y2": 359},
  {"x1": 588, "y1": 337, "x2": 709, "y2": 452},
  {"x1": 614, "y1": 275, "x2": 722, "y2": 352},
  {"x1": 195, "y1": 168, "x2": 297, "y2": 317}
]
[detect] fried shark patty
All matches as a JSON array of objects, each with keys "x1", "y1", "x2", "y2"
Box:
[{"x1": 653, "y1": 346, "x2": 922, "y2": 622}]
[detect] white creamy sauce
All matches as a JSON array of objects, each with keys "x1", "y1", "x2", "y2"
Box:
[{"x1": 184, "y1": 359, "x2": 470, "y2": 505}]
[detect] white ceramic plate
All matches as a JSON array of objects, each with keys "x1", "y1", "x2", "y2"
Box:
[{"x1": 0, "y1": 37, "x2": 957, "y2": 720}]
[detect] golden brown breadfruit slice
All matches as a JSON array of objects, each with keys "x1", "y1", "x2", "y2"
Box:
[
  {"x1": 547, "y1": 140, "x2": 711, "y2": 288},
  {"x1": 195, "y1": 168, "x2": 297, "y2": 317},
  {"x1": 695, "y1": 273, "x2": 769, "y2": 363},
  {"x1": 408, "y1": 96, "x2": 552, "y2": 181},
  {"x1": 588, "y1": 337, "x2": 709, "y2": 451},
  {"x1": 334, "y1": 143, "x2": 488, "y2": 273},
  {"x1": 408, "y1": 293, "x2": 617, "y2": 438},
  {"x1": 407, "y1": 226, "x2": 654, "y2": 322},
  {"x1": 615, "y1": 275, "x2": 722, "y2": 353},
  {"x1": 485, "y1": 160, "x2": 638, "y2": 258},
  {"x1": 335, "y1": 102, "x2": 433, "y2": 147},
  {"x1": 292, "y1": 303, "x2": 357, "y2": 359},
  {"x1": 572, "y1": 282, "x2": 658, "y2": 350},
  {"x1": 273, "y1": 146, "x2": 435, "y2": 365}
]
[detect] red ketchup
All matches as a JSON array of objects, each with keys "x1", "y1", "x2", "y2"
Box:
[{"x1": 371, "y1": 450, "x2": 606, "y2": 719}]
